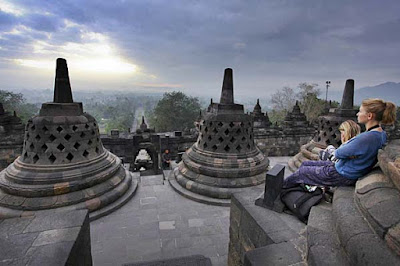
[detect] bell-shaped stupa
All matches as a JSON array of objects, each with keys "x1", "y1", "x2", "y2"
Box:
[
  {"x1": 288, "y1": 79, "x2": 358, "y2": 172},
  {"x1": 0, "y1": 58, "x2": 137, "y2": 220},
  {"x1": 169, "y1": 68, "x2": 269, "y2": 205}
]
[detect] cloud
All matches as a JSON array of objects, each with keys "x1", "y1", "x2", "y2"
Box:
[{"x1": 0, "y1": 0, "x2": 399, "y2": 96}]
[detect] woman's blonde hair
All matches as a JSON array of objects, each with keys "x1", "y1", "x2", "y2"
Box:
[
  {"x1": 362, "y1": 98, "x2": 397, "y2": 125},
  {"x1": 339, "y1": 120, "x2": 361, "y2": 143}
]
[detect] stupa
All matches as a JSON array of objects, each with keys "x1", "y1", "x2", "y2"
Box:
[
  {"x1": 288, "y1": 79, "x2": 358, "y2": 172},
  {"x1": 169, "y1": 68, "x2": 269, "y2": 206},
  {"x1": 250, "y1": 99, "x2": 271, "y2": 129},
  {"x1": 0, "y1": 58, "x2": 137, "y2": 220},
  {"x1": 0, "y1": 103, "x2": 24, "y2": 170}
]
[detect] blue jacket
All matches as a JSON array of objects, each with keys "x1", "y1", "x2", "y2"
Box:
[{"x1": 334, "y1": 131, "x2": 387, "y2": 179}]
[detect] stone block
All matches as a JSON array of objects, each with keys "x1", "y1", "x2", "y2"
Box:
[
  {"x1": 386, "y1": 223, "x2": 400, "y2": 256},
  {"x1": 244, "y1": 242, "x2": 302, "y2": 266}
]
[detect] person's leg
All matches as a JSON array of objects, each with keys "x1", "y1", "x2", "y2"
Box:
[
  {"x1": 283, "y1": 164, "x2": 355, "y2": 188},
  {"x1": 301, "y1": 160, "x2": 332, "y2": 167}
]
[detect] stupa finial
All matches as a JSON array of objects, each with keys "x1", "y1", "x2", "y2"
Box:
[
  {"x1": 53, "y1": 58, "x2": 73, "y2": 103},
  {"x1": 340, "y1": 79, "x2": 354, "y2": 109},
  {"x1": 220, "y1": 68, "x2": 234, "y2": 104}
]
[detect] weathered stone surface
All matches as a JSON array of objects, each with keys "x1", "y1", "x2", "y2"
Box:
[
  {"x1": 0, "y1": 59, "x2": 137, "y2": 220},
  {"x1": 170, "y1": 69, "x2": 269, "y2": 204},
  {"x1": 244, "y1": 242, "x2": 302, "y2": 266},
  {"x1": 0, "y1": 209, "x2": 92, "y2": 265}
]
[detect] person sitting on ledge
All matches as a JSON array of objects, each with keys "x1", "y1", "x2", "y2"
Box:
[
  {"x1": 283, "y1": 98, "x2": 397, "y2": 188},
  {"x1": 162, "y1": 149, "x2": 171, "y2": 170}
]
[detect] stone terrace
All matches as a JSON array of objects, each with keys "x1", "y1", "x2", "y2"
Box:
[{"x1": 90, "y1": 157, "x2": 291, "y2": 266}]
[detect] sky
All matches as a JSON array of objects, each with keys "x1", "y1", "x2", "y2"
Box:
[{"x1": 0, "y1": 0, "x2": 400, "y2": 98}]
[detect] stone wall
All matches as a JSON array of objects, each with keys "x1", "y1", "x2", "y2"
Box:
[
  {"x1": 228, "y1": 187, "x2": 306, "y2": 266},
  {"x1": 0, "y1": 209, "x2": 92, "y2": 265},
  {"x1": 255, "y1": 132, "x2": 314, "y2": 156}
]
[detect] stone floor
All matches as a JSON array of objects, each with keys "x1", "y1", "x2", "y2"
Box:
[{"x1": 90, "y1": 157, "x2": 292, "y2": 266}]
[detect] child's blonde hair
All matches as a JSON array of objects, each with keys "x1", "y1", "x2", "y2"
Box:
[
  {"x1": 362, "y1": 98, "x2": 397, "y2": 125},
  {"x1": 339, "y1": 120, "x2": 361, "y2": 143}
]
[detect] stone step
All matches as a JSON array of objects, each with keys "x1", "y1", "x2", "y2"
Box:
[
  {"x1": 332, "y1": 187, "x2": 400, "y2": 265},
  {"x1": 307, "y1": 202, "x2": 349, "y2": 266},
  {"x1": 124, "y1": 254, "x2": 212, "y2": 266},
  {"x1": 168, "y1": 172, "x2": 230, "y2": 206},
  {"x1": 89, "y1": 177, "x2": 138, "y2": 221}
]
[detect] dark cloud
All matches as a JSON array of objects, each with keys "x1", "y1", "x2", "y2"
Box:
[{"x1": 1, "y1": 0, "x2": 400, "y2": 96}]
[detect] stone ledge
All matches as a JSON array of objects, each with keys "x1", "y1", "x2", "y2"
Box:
[
  {"x1": 228, "y1": 188, "x2": 306, "y2": 266},
  {"x1": 0, "y1": 209, "x2": 92, "y2": 265},
  {"x1": 333, "y1": 186, "x2": 400, "y2": 265}
]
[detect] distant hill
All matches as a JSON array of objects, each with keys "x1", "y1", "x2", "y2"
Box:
[
  {"x1": 355, "y1": 82, "x2": 400, "y2": 104},
  {"x1": 328, "y1": 82, "x2": 400, "y2": 105}
]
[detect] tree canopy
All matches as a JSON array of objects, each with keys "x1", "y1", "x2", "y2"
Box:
[
  {"x1": 148, "y1": 91, "x2": 201, "y2": 132},
  {"x1": 0, "y1": 90, "x2": 39, "y2": 123}
]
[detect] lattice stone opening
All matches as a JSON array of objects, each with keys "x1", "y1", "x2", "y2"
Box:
[
  {"x1": 229, "y1": 122, "x2": 234, "y2": 128},
  {"x1": 207, "y1": 135, "x2": 212, "y2": 141},
  {"x1": 323, "y1": 132, "x2": 327, "y2": 136},
  {"x1": 35, "y1": 135, "x2": 41, "y2": 141},
  {"x1": 213, "y1": 128, "x2": 218, "y2": 134},
  {"x1": 91, "y1": 130, "x2": 95, "y2": 135},
  {"x1": 95, "y1": 147, "x2": 100, "y2": 154},
  {"x1": 72, "y1": 125, "x2": 78, "y2": 131},
  {"x1": 218, "y1": 122, "x2": 223, "y2": 127},
  {"x1": 66, "y1": 153, "x2": 74, "y2": 161},
  {"x1": 218, "y1": 137, "x2": 224, "y2": 143},
  {"x1": 242, "y1": 136, "x2": 246, "y2": 141},
  {"x1": 80, "y1": 132, "x2": 86, "y2": 138},
  {"x1": 31, "y1": 125, "x2": 36, "y2": 131},
  {"x1": 236, "y1": 145, "x2": 242, "y2": 152},
  {"x1": 49, "y1": 154, "x2": 56, "y2": 163},
  {"x1": 26, "y1": 133, "x2": 30, "y2": 139},
  {"x1": 204, "y1": 127, "x2": 208, "y2": 133},
  {"x1": 29, "y1": 143, "x2": 34, "y2": 151},
  {"x1": 88, "y1": 140, "x2": 93, "y2": 145},
  {"x1": 224, "y1": 129, "x2": 230, "y2": 135},
  {"x1": 249, "y1": 135, "x2": 252, "y2": 140},
  {"x1": 332, "y1": 133, "x2": 337, "y2": 139},
  {"x1": 230, "y1": 137, "x2": 236, "y2": 143},
  {"x1": 57, "y1": 143, "x2": 65, "y2": 151},
  {"x1": 82, "y1": 150, "x2": 89, "y2": 158},
  {"x1": 224, "y1": 145, "x2": 230, "y2": 152},
  {"x1": 74, "y1": 142, "x2": 80, "y2": 150},
  {"x1": 203, "y1": 143, "x2": 208, "y2": 149},
  {"x1": 209, "y1": 122, "x2": 213, "y2": 126},
  {"x1": 42, "y1": 126, "x2": 48, "y2": 132},
  {"x1": 335, "y1": 122, "x2": 339, "y2": 126},
  {"x1": 85, "y1": 124, "x2": 90, "y2": 129},
  {"x1": 93, "y1": 122, "x2": 97, "y2": 127},
  {"x1": 64, "y1": 134, "x2": 72, "y2": 141},
  {"x1": 247, "y1": 144, "x2": 251, "y2": 149},
  {"x1": 212, "y1": 145, "x2": 218, "y2": 151},
  {"x1": 33, "y1": 154, "x2": 39, "y2": 164},
  {"x1": 41, "y1": 144, "x2": 48, "y2": 152},
  {"x1": 327, "y1": 121, "x2": 331, "y2": 125},
  {"x1": 49, "y1": 134, "x2": 56, "y2": 142},
  {"x1": 23, "y1": 152, "x2": 28, "y2": 160},
  {"x1": 56, "y1": 126, "x2": 63, "y2": 133},
  {"x1": 328, "y1": 127, "x2": 333, "y2": 132},
  {"x1": 236, "y1": 129, "x2": 241, "y2": 134}
]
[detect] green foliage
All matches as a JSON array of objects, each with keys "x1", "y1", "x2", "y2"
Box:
[
  {"x1": 148, "y1": 91, "x2": 201, "y2": 132},
  {"x1": 0, "y1": 90, "x2": 39, "y2": 123},
  {"x1": 269, "y1": 83, "x2": 328, "y2": 124}
]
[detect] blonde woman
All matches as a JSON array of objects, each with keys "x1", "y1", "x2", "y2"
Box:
[
  {"x1": 284, "y1": 99, "x2": 397, "y2": 188},
  {"x1": 319, "y1": 120, "x2": 361, "y2": 161}
]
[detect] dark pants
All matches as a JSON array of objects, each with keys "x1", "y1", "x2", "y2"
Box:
[{"x1": 283, "y1": 160, "x2": 356, "y2": 188}]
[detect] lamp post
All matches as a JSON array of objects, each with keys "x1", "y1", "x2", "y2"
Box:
[{"x1": 325, "y1": 81, "x2": 331, "y2": 103}]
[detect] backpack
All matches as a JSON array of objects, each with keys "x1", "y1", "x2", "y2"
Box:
[{"x1": 280, "y1": 184, "x2": 324, "y2": 223}]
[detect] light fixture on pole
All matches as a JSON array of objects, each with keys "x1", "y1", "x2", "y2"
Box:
[{"x1": 325, "y1": 81, "x2": 331, "y2": 103}]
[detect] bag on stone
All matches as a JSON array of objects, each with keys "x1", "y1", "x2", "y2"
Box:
[{"x1": 280, "y1": 184, "x2": 324, "y2": 223}]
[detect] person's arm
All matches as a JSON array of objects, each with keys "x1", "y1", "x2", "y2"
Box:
[{"x1": 334, "y1": 133, "x2": 370, "y2": 159}]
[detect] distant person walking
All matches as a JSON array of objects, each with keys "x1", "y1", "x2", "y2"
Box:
[
  {"x1": 283, "y1": 98, "x2": 397, "y2": 188},
  {"x1": 162, "y1": 149, "x2": 171, "y2": 170}
]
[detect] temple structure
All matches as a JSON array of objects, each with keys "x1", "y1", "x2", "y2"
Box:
[
  {"x1": 288, "y1": 79, "x2": 359, "y2": 172},
  {"x1": 0, "y1": 103, "x2": 24, "y2": 171},
  {"x1": 0, "y1": 58, "x2": 137, "y2": 220},
  {"x1": 250, "y1": 99, "x2": 271, "y2": 129},
  {"x1": 169, "y1": 68, "x2": 269, "y2": 206}
]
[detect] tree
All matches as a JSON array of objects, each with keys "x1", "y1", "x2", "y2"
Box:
[
  {"x1": 269, "y1": 87, "x2": 297, "y2": 125},
  {"x1": 148, "y1": 91, "x2": 201, "y2": 132},
  {"x1": 297, "y1": 83, "x2": 325, "y2": 124},
  {"x1": 0, "y1": 90, "x2": 39, "y2": 123}
]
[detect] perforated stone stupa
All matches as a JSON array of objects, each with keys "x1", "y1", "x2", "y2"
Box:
[
  {"x1": 0, "y1": 58, "x2": 137, "y2": 220},
  {"x1": 169, "y1": 68, "x2": 269, "y2": 206},
  {"x1": 288, "y1": 79, "x2": 358, "y2": 172}
]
